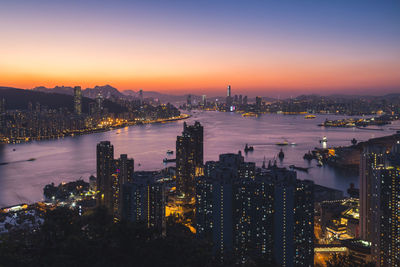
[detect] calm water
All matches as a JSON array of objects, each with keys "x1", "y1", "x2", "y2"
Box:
[{"x1": 1, "y1": 111, "x2": 399, "y2": 207}]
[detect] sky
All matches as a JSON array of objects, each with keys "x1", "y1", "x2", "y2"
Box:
[{"x1": 0, "y1": 0, "x2": 399, "y2": 97}]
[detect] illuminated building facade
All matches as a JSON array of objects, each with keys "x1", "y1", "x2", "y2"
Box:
[
  {"x1": 359, "y1": 145, "x2": 386, "y2": 241},
  {"x1": 74, "y1": 86, "x2": 82, "y2": 115},
  {"x1": 202, "y1": 95, "x2": 207, "y2": 107},
  {"x1": 360, "y1": 142, "x2": 400, "y2": 266},
  {"x1": 226, "y1": 85, "x2": 232, "y2": 109},
  {"x1": 96, "y1": 93, "x2": 103, "y2": 114},
  {"x1": 122, "y1": 172, "x2": 165, "y2": 232},
  {"x1": 272, "y1": 169, "x2": 314, "y2": 267},
  {"x1": 176, "y1": 121, "x2": 203, "y2": 202},
  {"x1": 112, "y1": 154, "x2": 134, "y2": 220},
  {"x1": 0, "y1": 98, "x2": 5, "y2": 131},
  {"x1": 96, "y1": 141, "x2": 114, "y2": 209},
  {"x1": 97, "y1": 141, "x2": 135, "y2": 220},
  {"x1": 196, "y1": 154, "x2": 313, "y2": 265}
]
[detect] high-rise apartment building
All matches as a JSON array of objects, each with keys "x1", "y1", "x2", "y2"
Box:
[
  {"x1": 186, "y1": 94, "x2": 192, "y2": 109},
  {"x1": 122, "y1": 172, "x2": 165, "y2": 232},
  {"x1": 272, "y1": 169, "x2": 314, "y2": 267},
  {"x1": 176, "y1": 121, "x2": 203, "y2": 202},
  {"x1": 0, "y1": 98, "x2": 5, "y2": 131},
  {"x1": 74, "y1": 86, "x2": 82, "y2": 115},
  {"x1": 96, "y1": 141, "x2": 114, "y2": 209},
  {"x1": 196, "y1": 154, "x2": 313, "y2": 265},
  {"x1": 360, "y1": 141, "x2": 400, "y2": 267},
  {"x1": 111, "y1": 154, "x2": 134, "y2": 220}
]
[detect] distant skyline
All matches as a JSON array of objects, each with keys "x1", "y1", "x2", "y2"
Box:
[{"x1": 1, "y1": 0, "x2": 399, "y2": 97}]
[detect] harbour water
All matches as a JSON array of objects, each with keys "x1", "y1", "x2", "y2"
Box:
[{"x1": 0, "y1": 111, "x2": 398, "y2": 207}]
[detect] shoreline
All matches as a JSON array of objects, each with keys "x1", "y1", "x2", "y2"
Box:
[{"x1": 0, "y1": 114, "x2": 190, "y2": 145}]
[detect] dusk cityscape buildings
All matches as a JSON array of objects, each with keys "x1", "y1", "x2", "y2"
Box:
[
  {"x1": 359, "y1": 141, "x2": 400, "y2": 266},
  {"x1": 74, "y1": 86, "x2": 82, "y2": 116},
  {"x1": 96, "y1": 141, "x2": 114, "y2": 210},
  {"x1": 176, "y1": 121, "x2": 204, "y2": 203},
  {"x1": 122, "y1": 172, "x2": 165, "y2": 232},
  {"x1": 0, "y1": 1, "x2": 399, "y2": 266},
  {"x1": 0, "y1": 83, "x2": 400, "y2": 266},
  {"x1": 196, "y1": 153, "x2": 314, "y2": 266}
]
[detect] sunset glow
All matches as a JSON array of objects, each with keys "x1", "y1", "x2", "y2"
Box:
[{"x1": 1, "y1": 0, "x2": 399, "y2": 96}]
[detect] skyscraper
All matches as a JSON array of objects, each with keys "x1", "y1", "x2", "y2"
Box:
[
  {"x1": 0, "y1": 98, "x2": 5, "y2": 132},
  {"x1": 186, "y1": 94, "x2": 192, "y2": 109},
  {"x1": 272, "y1": 169, "x2": 314, "y2": 267},
  {"x1": 360, "y1": 141, "x2": 400, "y2": 266},
  {"x1": 139, "y1": 89, "x2": 143, "y2": 105},
  {"x1": 114, "y1": 154, "x2": 134, "y2": 184},
  {"x1": 176, "y1": 121, "x2": 204, "y2": 202},
  {"x1": 112, "y1": 154, "x2": 134, "y2": 220},
  {"x1": 96, "y1": 141, "x2": 114, "y2": 209},
  {"x1": 359, "y1": 144, "x2": 386, "y2": 241},
  {"x1": 202, "y1": 95, "x2": 207, "y2": 107},
  {"x1": 226, "y1": 85, "x2": 232, "y2": 108},
  {"x1": 74, "y1": 86, "x2": 82, "y2": 115},
  {"x1": 243, "y1": 96, "x2": 248, "y2": 105},
  {"x1": 122, "y1": 172, "x2": 165, "y2": 232},
  {"x1": 196, "y1": 155, "x2": 314, "y2": 266},
  {"x1": 255, "y1": 96, "x2": 262, "y2": 110},
  {"x1": 96, "y1": 93, "x2": 103, "y2": 114}
]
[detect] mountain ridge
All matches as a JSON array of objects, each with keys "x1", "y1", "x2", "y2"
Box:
[{"x1": 2, "y1": 86, "x2": 400, "y2": 103}]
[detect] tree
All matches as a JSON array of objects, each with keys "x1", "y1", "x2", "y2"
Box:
[{"x1": 326, "y1": 253, "x2": 375, "y2": 267}]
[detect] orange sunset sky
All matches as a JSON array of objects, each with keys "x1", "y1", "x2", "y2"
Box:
[{"x1": 1, "y1": 1, "x2": 399, "y2": 97}]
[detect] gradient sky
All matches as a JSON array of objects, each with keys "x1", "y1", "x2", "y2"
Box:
[{"x1": 1, "y1": 0, "x2": 399, "y2": 96}]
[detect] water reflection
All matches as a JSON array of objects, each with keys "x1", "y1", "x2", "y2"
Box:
[{"x1": 0, "y1": 111, "x2": 398, "y2": 207}]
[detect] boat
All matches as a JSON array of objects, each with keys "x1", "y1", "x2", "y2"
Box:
[
  {"x1": 278, "y1": 149, "x2": 284, "y2": 160},
  {"x1": 12, "y1": 148, "x2": 16, "y2": 151},
  {"x1": 242, "y1": 112, "x2": 259, "y2": 117},
  {"x1": 319, "y1": 136, "x2": 327, "y2": 143},
  {"x1": 244, "y1": 144, "x2": 254, "y2": 153},
  {"x1": 27, "y1": 158, "x2": 36, "y2": 161},
  {"x1": 290, "y1": 143, "x2": 297, "y2": 146},
  {"x1": 305, "y1": 115, "x2": 316, "y2": 119},
  {"x1": 166, "y1": 150, "x2": 174, "y2": 155},
  {"x1": 276, "y1": 141, "x2": 289, "y2": 146},
  {"x1": 289, "y1": 165, "x2": 309, "y2": 172},
  {"x1": 163, "y1": 158, "x2": 176, "y2": 163}
]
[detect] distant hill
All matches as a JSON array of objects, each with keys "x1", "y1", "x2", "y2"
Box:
[
  {"x1": 0, "y1": 87, "x2": 127, "y2": 113},
  {"x1": 32, "y1": 84, "x2": 126, "y2": 99},
  {"x1": 9, "y1": 84, "x2": 400, "y2": 104},
  {"x1": 33, "y1": 85, "x2": 75, "y2": 96},
  {"x1": 84, "y1": 85, "x2": 125, "y2": 99}
]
